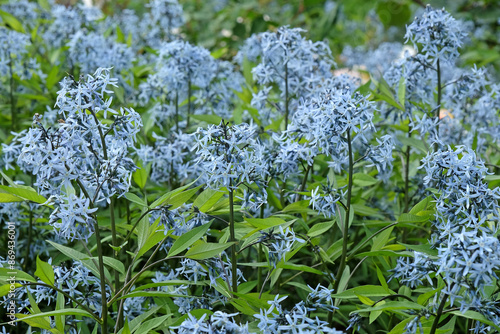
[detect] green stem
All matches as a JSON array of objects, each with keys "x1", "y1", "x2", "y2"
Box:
[
  {"x1": 258, "y1": 205, "x2": 264, "y2": 289},
  {"x1": 9, "y1": 55, "x2": 16, "y2": 131},
  {"x1": 284, "y1": 63, "x2": 289, "y2": 130},
  {"x1": 436, "y1": 58, "x2": 441, "y2": 120},
  {"x1": 404, "y1": 130, "x2": 412, "y2": 214},
  {"x1": 430, "y1": 292, "x2": 448, "y2": 334},
  {"x1": 23, "y1": 282, "x2": 100, "y2": 322},
  {"x1": 75, "y1": 178, "x2": 108, "y2": 334},
  {"x1": 297, "y1": 164, "x2": 312, "y2": 202},
  {"x1": 24, "y1": 183, "x2": 34, "y2": 271},
  {"x1": 229, "y1": 189, "x2": 237, "y2": 294},
  {"x1": 332, "y1": 130, "x2": 354, "y2": 305},
  {"x1": 93, "y1": 218, "x2": 108, "y2": 334},
  {"x1": 109, "y1": 198, "x2": 122, "y2": 328},
  {"x1": 187, "y1": 80, "x2": 192, "y2": 128},
  {"x1": 175, "y1": 91, "x2": 179, "y2": 132}
]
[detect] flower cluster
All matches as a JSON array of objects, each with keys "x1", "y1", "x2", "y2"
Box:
[
  {"x1": 289, "y1": 87, "x2": 376, "y2": 172},
  {"x1": 258, "y1": 226, "x2": 305, "y2": 268},
  {"x1": 0, "y1": 27, "x2": 40, "y2": 80},
  {"x1": 253, "y1": 294, "x2": 343, "y2": 333},
  {"x1": 67, "y1": 31, "x2": 135, "y2": 75},
  {"x1": 405, "y1": 6, "x2": 468, "y2": 65},
  {"x1": 392, "y1": 146, "x2": 500, "y2": 325},
  {"x1": 172, "y1": 312, "x2": 250, "y2": 333},
  {"x1": 10, "y1": 68, "x2": 141, "y2": 240},
  {"x1": 236, "y1": 26, "x2": 335, "y2": 124},
  {"x1": 192, "y1": 121, "x2": 268, "y2": 191}
]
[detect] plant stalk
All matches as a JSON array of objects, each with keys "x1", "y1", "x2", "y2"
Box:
[{"x1": 229, "y1": 189, "x2": 237, "y2": 294}]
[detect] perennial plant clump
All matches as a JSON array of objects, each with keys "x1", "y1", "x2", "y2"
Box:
[{"x1": 0, "y1": 1, "x2": 499, "y2": 334}]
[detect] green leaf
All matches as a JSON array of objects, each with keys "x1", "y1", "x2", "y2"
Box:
[
  {"x1": 46, "y1": 65, "x2": 60, "y2": 91},
  {"x1": 168, "y1": 185, "x2": 203, "y2": 210},
  {"x1": 137, "y1": 231, "x2": 169, "y2": 258},
  {"x1": 190, "y1": 114, "x2": 223, "y2": 125},
  {"x1": 371, "y1": 226, "x2": 394, "y2": 251},
  {"x1": 242, "y1": 57, "x2": 254, "y2": 86},
  {"x1": 102, "y1": 257, "x2": 125, "y2": 275},
  {"x1": 119, "y1": 291, "x2": 188, "y2": 299},
  {"x1": 355, "y1": 250, "x2": 413, "y2": 258},
  {"x1": 35, "y1": 257, "x2": 55, "y2": 286},
  {"x1": 0, "y1": 185, "x2": 48, "y2": 204},
  {"x1": 150, "y1": 180, "x2": 197, "y2": 209},
  {"x1": 132, "y1": 314, "x2": 171, "y2": 334},
  {"x1": 333, "y1": 285, "x2": 396, "y2": 299},
  {"x1": 281, "y1": 200, "x2": 311, "y2": 214},
  {"x1": 0, "y1": 268, "x2": 36, "y2": 283},
  {"x1": 15, "y1": 313, "x2": 53, "y2": 331},
  {"x1": 37, "y1": 0, "x2": 51, "y2": 11},
  {"x1": 124, "y1": 192, "x2": 147, "y2": 207},
  {"x1": 308, "y1": 220, "x2": 334, "y2": 237},
  {"x1": 277, "y1": 263, "x2": 323, "y2": 275},
  {"x1": 116, "y1": 306, "x2": 161, "y2": 334},
  {"x1": 352, "y1": 203, "x2": 383, "y2": 218},
  {"x1": 398, "y1": 243, "x2": 439, "y2": 257},
  {"x1": 359, "y1": 301, "x2": 424, "y2": 313},
  {"x1": 0, "y1": 10, "x2": 24, "y2": 32},
  {"x1": 335, "y1": 266, "x2": 351, "y2": 307},
  {"x1": 409, "y1": 196, "x2": 435, "y2": 215},
  {"x1": 397, "y1": 76, "x2": 406, "y2": 107},
  {"x1": 132, "y1": 162, "x2": 150, "y2": 189},
  {"x1": 193, "y1": 188, "x2": 224, "y2": 213},
  {"x1": 0, "y1": 283, "x2": 22, "y2": 297},
  {"x1": 184, "y1": 242, "x2": 235, "y2": 260},
  {"x1": 376, "y1": 265, "x2": 389, "y2": 291},
  {"x1": 398, "y1": 213, "x2": 431, "y2": 224},
  {"x1": 168, "y1": 222, "x2": 212, "y2": 257},
  {"x1": 0, "y1": 193, "x2": 23, "y2": 203},
  {"x1": 397, "y1": 134, "x2": 428, "y2": 154},
  {"x1": 245, "y1": 217, "x2": 286, "y2": 229},
  {"x1": 15, "y1": 308, "x2": 95, "y2": 322},
  {"x1": 449, "y1": 311, "x2": 500, "y2": 331},
  {"x1": 122, "y1": 320, "x2": 131, "y2": 334},
  {"x1": 55, "y1": 291, "x2": 65, "y2": 332},
  {"x1": 353, "y1": 173, "x2": 378, "y2": 187}
]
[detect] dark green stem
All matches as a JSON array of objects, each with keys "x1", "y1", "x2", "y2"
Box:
[
  {"x1": 75, "y1": 178, "x2": 108, "y2": 334},
  {"x1": 109, "y1": 198, "x2": 122, "y2": 328},
  {"x1": 284, "y1": 63, "x2": 289, "y2": 130},
  {"x1": 258, "y1": 205, "x2": 264, "y2": 289},
  {"x1": 404, "y1": 129, "x2": 412, "y2": 214},
  {"x1": 187, "y1": 80, "x2": 192, "y2": 128},
  {"x1": 93, "y1": 217, "x2": 108, "y2": 334},
  {"x1": 9, "y1": 55, "x2": 16, "y2": 131},
  {"x1": 332, "y1": 130, "x2": 354, "y2": 305},
  {"x1": 297, "y1": 164, "x2": 312, "y2": 202},
  {"x1": 175, "y1": 91, "x2": 179, "y2": 132},
  {"x1": 430, "y1": 292, "x2": 448, "y2": 334},
  {"x1": 436, "y1": 59, "x2": 441, "y2": 120},
  {"x1": 229, "y1": 189, "x2": 237, "y2": 294}
]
